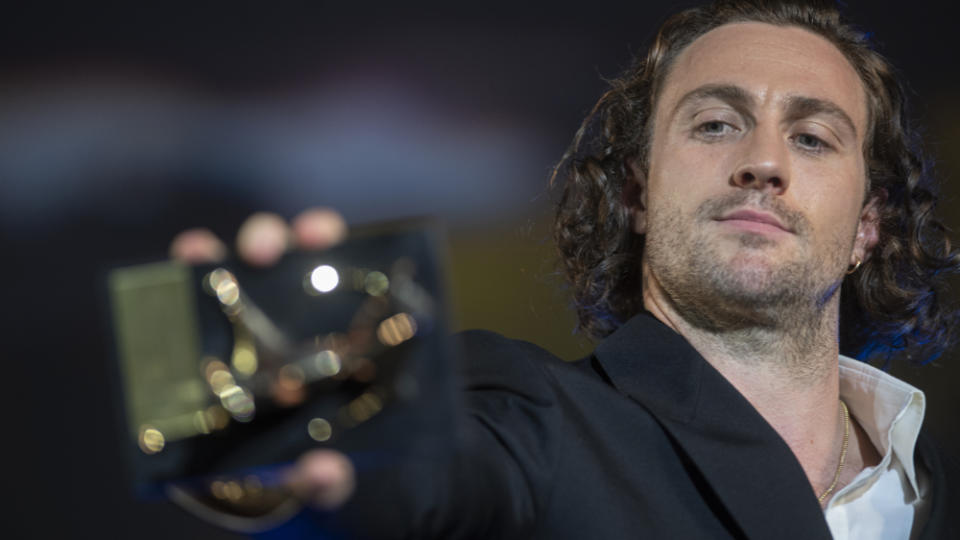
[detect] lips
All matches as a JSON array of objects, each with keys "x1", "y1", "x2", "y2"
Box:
[{"x1": 715, "y1": 209, "x2": 793, "y2": 233}]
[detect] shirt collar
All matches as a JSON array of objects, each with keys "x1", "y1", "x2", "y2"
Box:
[{"x1": 838, "y1": 356, "x2": 926, "y2": 497}]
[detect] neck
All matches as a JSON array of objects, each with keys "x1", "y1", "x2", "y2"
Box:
[{"x1": 642, "y1": 267, "x2": 852, "y2": 504}]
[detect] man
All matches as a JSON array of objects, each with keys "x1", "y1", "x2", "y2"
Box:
[{"x1": 173, "y1": 0, "x2": 957, "y2": 537}]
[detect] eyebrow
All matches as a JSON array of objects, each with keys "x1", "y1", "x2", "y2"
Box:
[
  {"x1": 782, "y1": 95, "x2": 858, "y2": 138},
  {"x1": 670, "y1": 83, "x2": 859, "y2": 139},
  {"x1": 672, "y1": 84, "x2": 756, "y2": 121}
]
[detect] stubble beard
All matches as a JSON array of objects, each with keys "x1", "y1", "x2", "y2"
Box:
[{"x1": 644, "y1": 191, "x2": 844, "y2": 353}]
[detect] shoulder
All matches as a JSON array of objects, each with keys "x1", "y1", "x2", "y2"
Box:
[
  {"x1": 455, "y1": 329, "x2": 563, "y2": 363},
  {"x1": 453, "y1": 329, "x2": 601, "y2": 388},
  {"x1": 915, "y1": 430, "x2": 960, "y2": 538}
]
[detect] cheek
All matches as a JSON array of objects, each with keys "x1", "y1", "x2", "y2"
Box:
[
  {"x1": 647, "y1": 140, "x2": 733, "y2": 211},
  {"x1": 793, "y1": 165, "x2": 866, "y2": 245}
]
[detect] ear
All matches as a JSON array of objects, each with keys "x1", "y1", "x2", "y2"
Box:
[
  {"x1": 624, "y1": 160, "x2": 648, "y2": 235},
  {"x1": 853, "y1": 190, "x2": 884, "y2": 264}
]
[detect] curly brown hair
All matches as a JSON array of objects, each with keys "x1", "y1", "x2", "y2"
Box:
[{"x1": 552, "y1": 0, "x2": 960, "y2": 364}]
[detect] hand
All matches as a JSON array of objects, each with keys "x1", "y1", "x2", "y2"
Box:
[
  {"x1": 170, "y1": 208, "x2": 357, "y2": 511},
  {"x1": 170, "y1": 208, "x2": 347, "y2": 266}
]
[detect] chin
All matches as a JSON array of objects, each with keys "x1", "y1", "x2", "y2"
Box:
[
  {"x1": 717, "y1": 251, "x2": 781, "y2": 279},
  {"x1": 706, "y1": 255, "x2": 806, "y2": 304}
]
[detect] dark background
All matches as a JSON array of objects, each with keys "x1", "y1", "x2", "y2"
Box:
[{"x1": 3, "y1": 1, "x2": 957, "y2": 538}]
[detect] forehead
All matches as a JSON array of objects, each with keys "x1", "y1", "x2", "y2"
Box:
[{"x1": 657, "y1": 22, "x2": 868, "y2": 134}]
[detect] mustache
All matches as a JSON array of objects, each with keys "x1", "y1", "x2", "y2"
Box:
[{"x1": 696, "y1": 191, "x2": 809, "y2": 234}]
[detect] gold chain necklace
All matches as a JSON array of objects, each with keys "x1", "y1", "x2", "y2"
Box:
[{"x1": 817, "y1": 400, "x2": 850, "y2": 504}]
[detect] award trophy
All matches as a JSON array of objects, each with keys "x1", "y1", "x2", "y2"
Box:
[{"x1": 107, "y1": 221, "x2": 457, "y2": 531}]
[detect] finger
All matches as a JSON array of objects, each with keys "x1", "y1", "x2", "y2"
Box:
[
  {"x1": 286, "y1": 449, "x2": 356, "y2": 510},
  {"x1": 292, "y1": 208, "x2": 348, "y2": 250},
  {"x1": 169, "y1": 228, "x2": 228, "y2": 264},
  {"x1": 236, "y1": 212, "x2": 291, "y2": 267}
]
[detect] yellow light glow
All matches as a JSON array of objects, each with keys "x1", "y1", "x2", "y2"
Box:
[
  {"x1": 309, "y1": 265, "x2": 339, "y2": 293},
  {"x1": 223, "y1": 480, "x2": 244, "y2": 502},
  {"x1": 216, "y1": 282, "x2": 239, "y2": 306},
  {"x1": 211, "y1": 480, "x2": 227, "y2": 499},
  {"x1": 232, "y1": 343, "x2": 258, "y2": 376},
  {"x1": 205, "y1": 405, "x2": 230, "y2": 430},
  {"x1": 208, "y1": 369, "x2": 236, "y2": 395},
  {"x1": 347, "y1": 392, "x2": 383, "y2": 423},
  {"x1": 363, "y1": 271, "x2": 389, "y2": 296},
  {"x1": 205, "y1": 268, "x2": 234, "y2": 294},
  {"x1": 192, "y1": 410, "x2": 211, "y2": 434},
  {"x1": 307, "y1": 418, "x2": 333, "y2": 442},
  {"x1": 203, "y1": 357, "x2": 226, "y2": 375},
  {"x1": 220, "y1": 385, "x2": 255, "y2": 421},
  {"x1": 207, "y1": 269, "x2": 241, "y2": 306},
  {"x1": 138, "y1": 426, "x2": 166, "y2": 454},
  {"x1": 376, "y1": 312, "x2": 417, "y2": 346}
]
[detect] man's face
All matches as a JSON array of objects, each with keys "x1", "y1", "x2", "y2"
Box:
[{"x1": 637, "y1": 22, "x2": 876, "y2": 327}]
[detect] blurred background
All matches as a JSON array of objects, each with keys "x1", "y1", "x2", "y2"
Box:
[{"x1": 3, "y1": 1, "x2": 957, "y2": 537}]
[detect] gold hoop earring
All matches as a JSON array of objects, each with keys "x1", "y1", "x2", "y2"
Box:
[{"x1": 846, "y1": 258, "x2": 862, "y2": 275}]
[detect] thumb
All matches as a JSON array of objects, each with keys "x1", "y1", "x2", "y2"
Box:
[{"x1": 285, "y1": 449, "x2": 356, "y2": 510}]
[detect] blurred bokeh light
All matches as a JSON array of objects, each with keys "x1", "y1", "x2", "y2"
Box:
[{"x1": 3, "y1": 2, "x2": 957, "y2": 538}]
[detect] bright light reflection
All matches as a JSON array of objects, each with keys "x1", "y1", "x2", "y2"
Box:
[
  {"x1": 309, "y1": 265, "x2": 339, "y2": 293},
  {"x1": 139, "y1": 426, "x2": 165, "y2": 454}
]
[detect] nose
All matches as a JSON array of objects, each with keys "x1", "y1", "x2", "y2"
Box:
[{"x1": 731, "y1": 130, "x2": 790, "y2": 195}]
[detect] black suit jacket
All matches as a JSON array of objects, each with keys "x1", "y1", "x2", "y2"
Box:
[{"x1": 320, "y1": 313, "x2": 954, "y2": 539}]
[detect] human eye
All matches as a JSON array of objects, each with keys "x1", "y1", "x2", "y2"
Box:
[
  {"x1": 789, "y1": 120, "x2": 841, "y2": 154},
  {"x1": 693, "y1": 119, "x2": 738, "y2": 140},
  {"x1": 792, "y1": 132, "x2": 832, "y2": 153}
]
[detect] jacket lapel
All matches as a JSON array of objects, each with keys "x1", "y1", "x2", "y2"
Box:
[
  {"x1": 915, "y1": 431, "x2": 957, "y2": 540},
  {"x1": 594, "y1": 313, "x2": 832, "y2": 539}
]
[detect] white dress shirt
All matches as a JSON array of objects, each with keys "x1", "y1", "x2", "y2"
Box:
[{"x1": 825, "y1": 356, "x2": 928, "y2": 539}]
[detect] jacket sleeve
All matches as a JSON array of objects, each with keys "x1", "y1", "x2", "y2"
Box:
[{"x1": 306, "y1": 329, "x2": 566, "y2": 540}]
